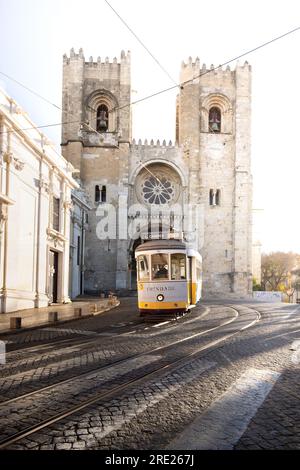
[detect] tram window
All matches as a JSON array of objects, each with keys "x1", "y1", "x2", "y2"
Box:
[
  {"x1": 171, "y1": 254, "x2": 186, "y2": 280},
  {"x1": 137, "y1": 255, "x2": 150, "y2": 281},
  {"x1": 151, "y1": 253, "x2": 169, "y2": 280}
]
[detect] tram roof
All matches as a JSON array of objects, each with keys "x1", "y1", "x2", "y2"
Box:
[{"x1": 135, "y1": 239, "x2": 187, "y2": 252}]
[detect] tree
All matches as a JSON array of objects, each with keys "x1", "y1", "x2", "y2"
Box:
[
  {"x1": 261, "y1": 252, "x2": 300, "y2": 291},
  {"x1": 253, "y1": 278, "x2": 261, "y2": 291}
]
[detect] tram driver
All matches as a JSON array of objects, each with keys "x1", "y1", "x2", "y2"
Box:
[{"x1": 154, "y1": 264, "x2": 169, "y2": 279}]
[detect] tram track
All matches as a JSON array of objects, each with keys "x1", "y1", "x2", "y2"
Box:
[
  {"x1": 0, "y1": 305, "x2": 260, "y2": 449},
  {"x1": 2, "y1": 303, "x2": 197, "y2": 356},
  {"x1": 0, "y1": 306, "x2": 220, "y2": 405},
  {"x1": 2, "y1": 319, "x2": 145, "y2": 353},
  {"x1": 1, "y1": 317, "x2": 173, "y2": 370},
  {"x1": 0, "y1": 306, "x2": 209, "y2": 378}
]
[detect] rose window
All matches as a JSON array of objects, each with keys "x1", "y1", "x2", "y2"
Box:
[
  {"x1": 135, "y1": 163, "x2": 181, "y2": 206},
  {"x1": 142, "y1": 176, "x2": 174, "y2": 205}
]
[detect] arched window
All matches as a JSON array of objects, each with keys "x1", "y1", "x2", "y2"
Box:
[
  {"x1": 96, "y1": 104, "x2": 109, "y2": 132},
  {"x1": 209, "y1": 107, "x2": 221, "y2": 133},
  {"x1": 95, "y1": 185, "x2": 100, "y2": 202},
  {"x1": 95, "y1": 185, "x2": 106, "y2": 203},
  {"x1": 216, "y1": 189, "x2": 221, "y2": 205}
]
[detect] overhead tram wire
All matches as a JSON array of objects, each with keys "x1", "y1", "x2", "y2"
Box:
[
  {"x1": 1, "y1": 25, "x2": 299, "y2": 191},
  {"x1": 0, "y1": 70, "x2": 61, "y2": 111},
  {"x1": 104, "y1": 0, "x2": 178, "y2": 87},
  {"x1": 111, "y1": 25, "x2": 300, "y2": 114},
  {"x1": 0, "y1": 25, "x2": 299, "y2": 135},
  {"x1": 43, "y1": 23, "x2": 300, "y2": 189},
  {"x1": 80, "y1": 121, "x2": 166, "y2": 188},
  {"x1": 0, "y1": 120, "x2": 79, "y2": 135},
  {"x1": 1, "y1": 0, "x2": 180, "y2": 123}
]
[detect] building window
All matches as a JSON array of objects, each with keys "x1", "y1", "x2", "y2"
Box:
[
  {"x1": 77, "y1": 236, "x2": 81, "y2": 266},
  {"x1": 52, "y1": 197, "x2": 60, "y2": 231},
  {"x1": 101, "y1": 185, "x2": 106, "y2": 203},
  {"x1": 95, "y1": 185, "x2": 106, "y2": 203},
  {"x1": 95, "y1": 185, "x2": 100, "y2": 202},
  {"x1": 209, "y1": 189, "x2": 221, "y2": 206},
  {"x1": 170, "y1": 211, "x2": 175, "y2": 233},
  {"x1": 96, "y1": 104, "x2": 108, "y2": 132},
  {"x1": 209, "y1": 107, "x2": 221, "y2": 133}
]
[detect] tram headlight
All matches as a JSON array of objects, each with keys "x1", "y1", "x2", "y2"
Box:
[{"x1": 157, "y1": 294, "x2": 164, "y2": 302}]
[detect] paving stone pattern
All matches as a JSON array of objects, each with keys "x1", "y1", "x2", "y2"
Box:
[
  {"x1": 7, "y1": 357, "x2": 216, "y2": 450},
  {"x1": 1, "y1": 300, "x2": 300, "y2": 450}
]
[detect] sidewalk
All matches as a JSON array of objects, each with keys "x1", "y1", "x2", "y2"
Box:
[{"x1": 0, "y1": 296, "x2": 119, "y2": 334}]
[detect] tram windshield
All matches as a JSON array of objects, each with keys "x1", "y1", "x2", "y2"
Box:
[
  {"x1": 137, "y1": 255, "x2": 150, "y2": 281},
  {"x1": 151, "y1": 253, "x2": 169, "y2": 280},
  {"x1": 171, "y1": 253, "x2": 186, "y2": 280}
]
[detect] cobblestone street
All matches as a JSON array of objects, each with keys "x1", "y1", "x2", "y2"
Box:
[{"x1": 0, "y1": 298, "x2": 299, "y2": 452}]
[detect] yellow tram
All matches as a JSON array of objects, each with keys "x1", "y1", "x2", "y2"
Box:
[{"x1": 135, "y1": 239, "x2": 202, "y2": 317}]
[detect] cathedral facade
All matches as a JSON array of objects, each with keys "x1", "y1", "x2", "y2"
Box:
[{"x1": 61, "y1": 49, "x2": 252, "y2": 298}]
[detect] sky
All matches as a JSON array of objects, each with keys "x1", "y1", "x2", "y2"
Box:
[{"x1": 0, "y1": 0, "x2": 299, "y2": 254}]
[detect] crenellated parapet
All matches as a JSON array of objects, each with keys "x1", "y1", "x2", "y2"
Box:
[
  {"x1": 180, "y1": 57, "x2": 201, "y2": 84},
  {"x1": 63, "y1": 48, "x2": 130, "y2": 66},
  {"x1": 63, "y1": 47, "x2": 85, "y2": 63},
  {"x1": 180, "y1": 57, "x2": 251, "y2": 85},
  {"x1": 130, "y1": 139, "x2": 182, "y2": 173},
  {"x1": 131, "y1": 139, "x2": 176, "y2": 148},
  {"x1": 63, "y1": 48, "x2": 131, "y2": 85}
]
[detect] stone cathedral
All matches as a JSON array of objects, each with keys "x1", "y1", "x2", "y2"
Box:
[{"x1": 61, "y1": 48, "x2": 252, "y2": 298}]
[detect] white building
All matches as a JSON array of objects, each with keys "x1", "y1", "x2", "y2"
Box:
[
  {"x1": 0, "y1": 88, "x2": 78, "y2": 313},
  {"x1": 69, "y1": 187, "x2": 90, "y2": 299}
]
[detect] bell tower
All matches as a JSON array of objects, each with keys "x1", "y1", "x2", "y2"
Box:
[
  {"x1": 61, "y1": 48, "x2": 131, "y2": 174},
  {"x1": 61, "y1": 49, "x2": 131, "y2": 293},
  {"x1": 177, "y1": 58, "x2": 252, "y2": 296}
]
